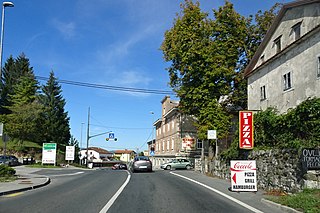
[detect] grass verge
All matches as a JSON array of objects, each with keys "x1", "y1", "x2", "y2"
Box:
[{"x1": 266, "y1": 188, "x2": 320, "y2": 213}]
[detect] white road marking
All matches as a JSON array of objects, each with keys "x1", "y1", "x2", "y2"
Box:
[
  {"x1": 170, "y1": 172, "x2": 264, "y2": 213},
  {"x1": 50, "y1": 171, "x2": 84, "y2": 177},
  {"x1": 99, "y1": 170, "x2": 131, "y2": 213}
]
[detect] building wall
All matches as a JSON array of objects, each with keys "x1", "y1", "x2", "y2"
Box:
[
  {"x1": 254, "y1": 3, "x2": 320, "y2": 70},
  {"x1": 153, "y1": 96, "x2": 200, "y2": 167},
  {"x1": 248, "y1": 4, "x2": 320, "y2": 113}
]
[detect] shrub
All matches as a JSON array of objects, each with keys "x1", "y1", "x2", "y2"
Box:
[{"x1": 0, "y1": 165, "x2": 16, "y2": 176}]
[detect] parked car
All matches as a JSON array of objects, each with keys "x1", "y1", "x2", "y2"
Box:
[
  {"x1": 0, "y1": 155, "x2": 19, "y2": 166},
  {"x1": 130, "y1": 156, "x2": 152, "y2": 172},
  {"x1": 160, "y1": 159, "x2": 192, "y2": 170},
  {"x1": 112, "y1": 163, "x2": 127, "y2": 170}
]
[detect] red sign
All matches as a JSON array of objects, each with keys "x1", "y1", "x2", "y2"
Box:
[{"x1": 239, "y1": 111, "x2": 254, "y2": 149}]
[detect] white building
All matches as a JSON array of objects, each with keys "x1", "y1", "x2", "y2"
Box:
[
  {"x1": 79, "y1": 147, "x2": 113, "y2": 165},
  {"x1": 244, "y1": 0, "x2": 320, "y2": 113}
]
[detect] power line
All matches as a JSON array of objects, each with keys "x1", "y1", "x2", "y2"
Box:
[{"x1": 36, "y1": 76, "x2": 174, "y2": 95}]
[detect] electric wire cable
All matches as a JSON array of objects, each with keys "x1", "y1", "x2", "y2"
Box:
[{"x1": 36, "y1": 76, "x2": 174, "y2": 95}]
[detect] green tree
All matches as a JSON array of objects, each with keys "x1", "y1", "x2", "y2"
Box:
[
  {"x1": 40, "y1": 71, "x2": 70, "y2": 148},
  {"x1": 0, "y1": 53, "x2": 35, "y2": 114},
  {"x1": 0, "y1": 54, "x2": 43, "y2": 143},
  {"x1": 161, "y1": 0, "x2": 247, "y2": 140}
]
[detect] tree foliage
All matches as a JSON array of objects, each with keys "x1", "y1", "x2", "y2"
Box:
[
  {"x1": 0, "y1": 54, "x2": 71, "y2": 152},
  {"x1": 161, "y1": 0, "x2": 248, "y2": 140},
  {"x1": 0, "y1": 54, "x2": 43, "y2": 143},
  {"x1": 39, "y1": 71, "x2": 71, "y2": 146},
  {"x1": 255, "y1": 98, "x2": 320, "y2": 149}
]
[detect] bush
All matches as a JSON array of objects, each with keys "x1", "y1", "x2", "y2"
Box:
[{"x1": 0, "y1": 165, "x2": 16, "y2": 176}]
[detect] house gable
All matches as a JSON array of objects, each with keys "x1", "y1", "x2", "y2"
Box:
[{"x1": 245, "y1": 0, "x2": 320, "y2": 78}]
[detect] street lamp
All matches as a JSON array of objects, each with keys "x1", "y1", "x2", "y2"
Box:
[{"x1": 0, "y1": 1, "x2": 14, "y2": 78}]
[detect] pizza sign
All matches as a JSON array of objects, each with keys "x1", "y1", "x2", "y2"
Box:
[{"x1": 239, "y1": 111, "x2": 254, "y2": 149}]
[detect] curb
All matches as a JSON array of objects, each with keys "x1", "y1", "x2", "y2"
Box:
[
  {"x1": 0, "y1": 177, "x2": 51, "y2": 196},
  {"x1": 261, "y1": 198, "x2": 303, "y2": 213}
]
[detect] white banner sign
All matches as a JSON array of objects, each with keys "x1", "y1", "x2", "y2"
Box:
[
  {"x1": 42, "y1": 143, "x2": 57, "y2": 165},
  {"x1": 230, "y1": 160, "x2": 257, "y2": 192},
  {"x1": 65, "y1": 146, "x2": 75, "y2": 161},
  {"x1": 207, "y1": 130, "x2": 217, "y2": 139}
]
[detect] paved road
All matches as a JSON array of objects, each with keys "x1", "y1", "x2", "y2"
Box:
[{"x1": 0, "y1": 168, "x2": 288, "y2": 213}]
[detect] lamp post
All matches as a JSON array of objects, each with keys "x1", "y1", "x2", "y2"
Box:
[{"x1": 0, "y1": 1, "x2": 14, "y2": 79}]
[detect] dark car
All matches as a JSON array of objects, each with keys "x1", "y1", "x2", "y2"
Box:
[
  {"x1": 112, "y1": 163, "x2": 127, "y2": 170},
  {"x1": 0, "y1": 155, "x2": 19, "y2": 166},
  {"x1": 130, "y1": 156, "x2": 152, "y2": 173}
]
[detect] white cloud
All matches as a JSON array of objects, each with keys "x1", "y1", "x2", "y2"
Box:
[{"x1": 52, "y1": 19, "x2": 76, "y2": 39}]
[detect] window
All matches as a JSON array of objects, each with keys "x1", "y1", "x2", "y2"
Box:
[
  {"x1": 197, "y1": 139, "x2": 203, "y2": 149},
  {"x1": 292, "y1": 22, "x2": 301, "y2": 40},
  {"x1": 274, "y1": 36, "x2": 282, "y2": 53},
  {"x1": 317, "y1": 56, "x2": 320, "y2": 78},
  {"x1": 260, "y1": 85, "x2": 266, "y2": 100},
  {"x1": 283, "y1": 72, "x2": 292, "y2": 91},
  {"x1": 171, "y1": 138, "x2": 174, "y2": 150}
]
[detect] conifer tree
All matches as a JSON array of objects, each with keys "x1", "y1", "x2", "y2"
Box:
[{"x1": 40, "y1": 71, "x2": 71, "y2": 147}]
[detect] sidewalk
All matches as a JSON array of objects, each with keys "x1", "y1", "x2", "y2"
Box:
[{"x1": 0, "y1": 165, "x2": 50, "y2": 196}]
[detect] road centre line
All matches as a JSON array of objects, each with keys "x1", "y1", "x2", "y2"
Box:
[
  {"x1": 99, "y1": 170, "x2": 131, "y2": 213},
  {"x1": 170, "y1": 172, "x2": 264, "y2": 213}
]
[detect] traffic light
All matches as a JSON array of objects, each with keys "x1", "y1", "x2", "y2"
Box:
[
  {"x1": 106, "y1": 138, "x2": 109, "y2": 141},
  {"x1": 151, "y1": 146, "x2": 155, "y2": 152},
  {"x1": 114, "y1": 138, "x2": 117, "y2": 141}
]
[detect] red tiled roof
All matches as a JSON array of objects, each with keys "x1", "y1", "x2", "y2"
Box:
[
  {"x1": 114, "y1": 149, "x2": 135, "y2": 154},
  {"x1": 88, "y1": 147, "x2": 112, "y2": 154}
]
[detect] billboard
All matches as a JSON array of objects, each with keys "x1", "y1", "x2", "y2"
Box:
[
  {"x1": 65, "y1": 146, "x2": 75, "y2": 161},
  {"x1": 42, "y1": 143, "x2": 57, "y2": 165},
  {"x1": 182, "y1": 138, "x2": 195, "y2": 150},
  {"x1": 230, "y1": 160, "x2": 257, "y2": 192},
  {"x1": 239, "y1": 111, "x2": 254, "y2": 149}
]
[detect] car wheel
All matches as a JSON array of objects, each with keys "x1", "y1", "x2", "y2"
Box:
[
  {"x1": 166, "y1": 165, "x2": 171, "y2": 170},
  {"x1": 186, "y1": 165, "x2": 191, "y2": 170}
]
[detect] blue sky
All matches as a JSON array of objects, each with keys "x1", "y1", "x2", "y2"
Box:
[{"x1": 3, "y1": 0, "x2": 290, "y2": 152}]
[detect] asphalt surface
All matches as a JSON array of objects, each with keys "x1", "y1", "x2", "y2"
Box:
[{"x1": 0, "y1": 166, "x2": 302, "y2": 213}]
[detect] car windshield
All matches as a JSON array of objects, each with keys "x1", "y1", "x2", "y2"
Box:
[{"x1": 135, "y1": 156, "x2": 149, "y2": 161}]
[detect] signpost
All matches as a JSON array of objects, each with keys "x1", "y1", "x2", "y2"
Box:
[
  {"x1": 230, "y1": 160, "x2": 257, "y2": 192},
  {"x1": 42, "y1": 143, "x2": 57, "y2": 165},
  {"x1": 239, "y1": 111, "x2": 254, "y2": 149},
  {"x1": 65, "y1": 146, "x2": 75, "y2": 161}
]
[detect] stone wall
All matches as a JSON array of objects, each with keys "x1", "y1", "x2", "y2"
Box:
[{"x1": 202, "y1": 148, "x2": 320, "y2": 193}]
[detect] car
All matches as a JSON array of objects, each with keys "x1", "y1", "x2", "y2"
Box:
[
  {"x1": 160, "y1": 159, "x2": 192, "y2": 170},
  {"x1": 112, "y1": 163, "x2": 127, "y2": 170},
  {"x1": 130, "y1": 156, "x2": 152, "y2": 172},
  {"x1": 0, "y1": 155, "x2": 19, "y2": 166}
]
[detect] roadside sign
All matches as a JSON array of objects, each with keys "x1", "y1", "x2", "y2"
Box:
[
  {"x1": 42, "y1": 143, "x2": 57, "y2": 165},
  {"x1": 150, "y1": 150, "x2": 155, "y2": 156},
  {"x1": 207, "y1": 130, "x2": 217, "y2": 140},
  {"x1": 0, "y1": 123, "x2": 3, "y2": 137},
  {"x1": 109, "y1": 133, "x2": 115, "y2": 140},
  {"x1": 239, "y1": 111, "x2": 254, "y2": 149},
  {"x1": 65, "y1": 146, "x2": 75, "y2": 161},
  {"x1": 230, "y1": 160, "x2": 257, "y2": 192}
]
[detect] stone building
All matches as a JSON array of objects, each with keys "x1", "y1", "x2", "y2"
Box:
[
  {"x1": 244, "y1": 0, "x2": 320, "y2": 113},
  {"x1": 150, "y1": 96, "x2": 201, "y2": 168}
]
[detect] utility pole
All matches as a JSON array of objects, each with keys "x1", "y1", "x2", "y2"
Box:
[{"x1": 86, "y1": 107, "x2": 90, "y2": 168}]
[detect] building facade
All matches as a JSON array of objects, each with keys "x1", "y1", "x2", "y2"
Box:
[
  {"x1": 150, "y1": 96, "x2": 201, "y2": 168},
  {"x1": 244, "y1": 0, "x2": 320, "y2": 113}
]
